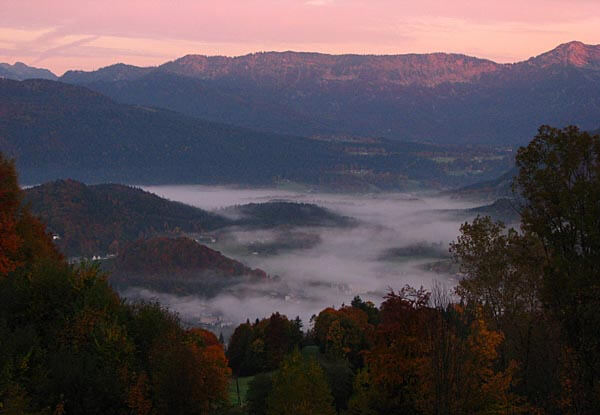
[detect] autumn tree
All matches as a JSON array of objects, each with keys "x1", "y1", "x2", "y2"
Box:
[
  {"x1": 420, "y1": 303, "x2": 523, "y2": 414},
  {"x1": 351, "y1": 286, "x2": 432, "y2": 414},
  {"x1": 450, "y1": 216, "x2": 562, "y2": 408},
  {"x1": 312, "y1": 305, "x2": 373, "y2": 366},
  {"x1": 347, "y1": 286, "x2": 520, "y2": 414},
  {"x1": 0, "y1": 156, "x2": 21, "y2": 275}
]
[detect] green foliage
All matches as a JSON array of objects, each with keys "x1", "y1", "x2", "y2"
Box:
[
  {"x1": 515, "y1": 125, "x2": 600, "y2": 412},
  {"x1": 266, "y1": 350, "x2": 336, "y2": 415},
  {"x1": 319, "y1": 356, "x2": 354, "y2": 412},
  {"x1": 227, "y1": 313, "x2": 304, "y2": 376},
  {"x1": 246, "y1": 373, "x2": 273, "y2": 415}
]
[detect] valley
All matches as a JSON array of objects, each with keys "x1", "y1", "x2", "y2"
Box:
[
  {"x1": 3, "y1": 1, "x2": 600, "y2": 412},
  {"x1": 27, "y1": 180, "x2": 509, "y2": 334}
]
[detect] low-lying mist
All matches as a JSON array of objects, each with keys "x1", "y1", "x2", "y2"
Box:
[{"x1": 128, "y1": 186, "x2": 483, "y2": 331}]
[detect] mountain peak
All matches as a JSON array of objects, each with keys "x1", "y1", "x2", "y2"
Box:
[
  {"x1": 529, "y1": 41, "x2": 600, "y2": 68},
  {"x1": 0, "y1": 62, "x2": 57, "y2": 81}
]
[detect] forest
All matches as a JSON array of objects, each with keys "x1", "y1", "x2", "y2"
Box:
[{"x1": 0, "y1": 125, "x2": 599, "y2": 414}]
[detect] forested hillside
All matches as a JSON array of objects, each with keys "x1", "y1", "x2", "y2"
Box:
[
  {"x1": 25, "y1": 181, "x2": 354, "y2": 257},
  {"x1": 109, "y1": 236, "x2": 269, "y2": 295},
  {"x1": 25, "y1": 180, "x2": 229, "y2": 257},
  {"x1": 220, "y1": 201, "x2": 354, "y2": 229},
  {"x1": 0, "y1": 78, "x2": 510, "y2": 189}
]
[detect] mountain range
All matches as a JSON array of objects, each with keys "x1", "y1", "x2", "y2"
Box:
[
  {"x1": 3, "y1": 41, "x2": 599, "y2": 146},
  {"x1": 1, "y1": 78, "x2": 512, "y2": 188}
]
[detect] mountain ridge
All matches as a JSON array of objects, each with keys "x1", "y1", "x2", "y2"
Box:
[
  {"x1": 3, "y1": 78, "x2": 511, "y2": 189},
  {"x1": 0, "y1": 62, "x2": 58, "y2": 81},
  {"x1": 53, "y1": 41, "x2": 600, "y2": 86},
  {"x1": 44, "y1": 41, "x2": 600, "y2": 146}
]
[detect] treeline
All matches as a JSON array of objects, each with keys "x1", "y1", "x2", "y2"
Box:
[
  {"x1": 0, "y1": 156, "x2": 232, "y2": 414},
  {"x1": 224, "y1": 126, "x2": 600, "y2": 415},
  {"x1": 219, "y1": 202, "x2": 354, "y2": 229}
]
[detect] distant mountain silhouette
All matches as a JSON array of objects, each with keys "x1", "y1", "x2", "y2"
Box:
[
  {"x1": 0, "y1": 62, "x2": 57, "y2": 80},
  {"x1": 57, "y1": 41, "x2": 600, "y2": 145},
  {"x1": 448, "y1": 168, "x2": 517, "y2": 201}
]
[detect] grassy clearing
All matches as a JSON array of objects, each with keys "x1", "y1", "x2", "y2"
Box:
[{"x1": 228, "y1": 375, "x2": 255, "y2": 406}]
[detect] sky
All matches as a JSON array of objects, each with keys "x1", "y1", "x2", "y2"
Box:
[{"x1": 2, "y1": 0, "x2": 600, "y2": 75}]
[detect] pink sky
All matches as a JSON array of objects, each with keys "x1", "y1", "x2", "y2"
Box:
[{"x1": 2, "y1": 0, "x2": 600, "y2": 75}]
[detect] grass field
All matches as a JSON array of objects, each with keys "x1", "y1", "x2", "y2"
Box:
[
  {"x1": 228, "y1": 375, "x2": 255, "y2": 406},
  {"x1": 227, "y1": 347, "x2": 320, "y2": 407}
]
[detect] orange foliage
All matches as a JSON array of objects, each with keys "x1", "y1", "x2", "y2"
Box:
[
  {"x1": 127, "y1": 372, "x2": 152, "y2": 415},
  {"x1": 313, "y1": 305, "x2": 373, "y2": 363},
  {"x1": 0, "y1": 156, "x2": 22, "y2": 275},
  {"x1": 150, "y1": 329, "x2": 231, "y2": 414},
  {"x1": 187, "y1": 327, "x2": 221, "y2": 347}
]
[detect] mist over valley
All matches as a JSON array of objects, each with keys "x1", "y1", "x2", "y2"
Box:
[{"x1": 119, "y1": 185, "x2": 487, "y2": 332}]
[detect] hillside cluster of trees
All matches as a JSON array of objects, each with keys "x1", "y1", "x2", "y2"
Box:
[
  {"x1": 24, "y1": 180, "x2": 229, "y2": 257},
  {"x1": 108, "y1": 237, "x2": 269, "y2": 296},
  {"x1": 1, "y1": 125, "x2": 599, "y2": 414}
]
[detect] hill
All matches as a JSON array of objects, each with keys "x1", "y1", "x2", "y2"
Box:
[
  {"x1": 59, "y1": 41, "x2": 600, "y2": 146},
  {"x1": 464, "y1": 198, "x2": 520, "y2": 224},
  {"x1": 109, "y1": 236, "x2": 269, "y2": 295},
  {"x1": 25, "y1": 179, "x2": 229, "y2": 257},
  {"x1": 24, "y1": 180, "x2": 357, "y2": 257},
  {"x1": 222, "y1": 201, "x2": 354, "y2": 228},
  {"x1": 448, "y1": 168, "x2": 517, "y2": 201},
  {"x1": 0, "y1": 78, "x2": 508, "y2": 189}
]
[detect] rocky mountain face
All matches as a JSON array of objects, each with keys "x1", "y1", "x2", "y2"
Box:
[
  {"x1": 61, "y1": 41, "x2": 600, "y2": 86},
  {"x1": 156, "y1": 51, "x2": 502, "y2": 87},
  {"x1": 522, "y1": 41, "x2": 600, "y2": 69},
  {"x1": 54, "y1": 41, "x2": 600, "y2": 146}
]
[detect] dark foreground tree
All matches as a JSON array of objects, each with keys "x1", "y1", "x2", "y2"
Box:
[
  {"x1": 0, "y1": 152, "x2": 231, "y2": 414},
  {"x1": 515, "y1": 125, "x2": 600, "y2": 412}
]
